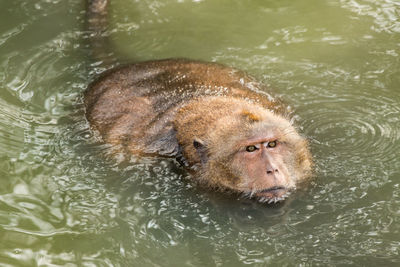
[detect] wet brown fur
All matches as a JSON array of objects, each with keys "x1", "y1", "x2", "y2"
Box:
[{"x1": 84, "y1": 0, "x2": 312, "y2": 201}]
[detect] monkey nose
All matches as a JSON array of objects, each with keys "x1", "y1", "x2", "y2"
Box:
[{"x1": 266, "y1": 168, "x2": 279, "y2": 175}]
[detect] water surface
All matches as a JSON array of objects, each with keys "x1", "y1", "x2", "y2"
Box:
[{"x1": 1, "y1": 0, "x2": 399, "y2": 265}]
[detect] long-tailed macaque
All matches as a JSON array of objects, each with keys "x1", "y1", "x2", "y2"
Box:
[{"x1": 84, "y1": 0, "x2": 312, "y2": 203}]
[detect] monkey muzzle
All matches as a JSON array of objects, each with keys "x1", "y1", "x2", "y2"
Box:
[{"x1": 254, "y1": 186, "x2": 289, "y2": 203}]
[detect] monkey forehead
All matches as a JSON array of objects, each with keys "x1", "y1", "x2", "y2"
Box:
[
  {"x1": 239, "y1": 135, "x2": 279, "y2": 146},
  {"x1": 237, "y1": 129, "x2": 283, "y2": 147},
  {"x1": 252, "y1": 116, "x2": 293, "y2": 132},
  {"x1": 243, "y1": 119, "x2": 299, "y2": 142},
  {"x1": 210, "y1": 111, "x2": 294, "y2": 139}
]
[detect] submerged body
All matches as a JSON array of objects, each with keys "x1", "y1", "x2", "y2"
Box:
[{"x1": 84, "y1": 59, "x2": 312, "y2": 203}]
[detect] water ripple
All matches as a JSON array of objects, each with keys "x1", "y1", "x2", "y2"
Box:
[
  {"x1": 298, "y1": 91, "x2": 400, "y2": 165},
  {"x1": 338, "y1": 0, "x2": 400, "y2": 34}
]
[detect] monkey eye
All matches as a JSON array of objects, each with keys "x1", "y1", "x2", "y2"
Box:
[
  {"x1": 245, "y1": 145, "x2": 258, "y2": 152},
  {"x1": 266, "y1": 140, "x2": 277, "y2": 148}
]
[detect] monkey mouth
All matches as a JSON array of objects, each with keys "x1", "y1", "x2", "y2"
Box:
[{"x1": 254, "y1": 186, "x2": 289, "y2": 204}]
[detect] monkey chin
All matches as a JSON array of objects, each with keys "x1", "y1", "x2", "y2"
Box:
[{"x1": 251, "y1": 186, "x2": 293, "y2": 204}]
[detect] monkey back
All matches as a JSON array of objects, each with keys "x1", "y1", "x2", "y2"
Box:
[{"x1": 84, "y1": 59, "x2": 281, "y2": 158}]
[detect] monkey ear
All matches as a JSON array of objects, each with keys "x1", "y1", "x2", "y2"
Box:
[
  {"x1": 193, "y1": 138, "x2": 208, "y2": 164},
  {"x1": 193, "y1": 139, "x2": 204, "y2": 149}
]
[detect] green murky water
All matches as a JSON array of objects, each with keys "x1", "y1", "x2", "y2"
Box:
[{"x1": 1, "y1": 0, "x2": 400, "y2": 265}]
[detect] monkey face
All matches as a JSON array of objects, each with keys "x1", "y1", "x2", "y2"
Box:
[
  {"x1": 229, "y1": 135, "x2": 296, "y2": 203},
  {"x1": 192, "y1": 109, "x2": 311, "y2": 204}
]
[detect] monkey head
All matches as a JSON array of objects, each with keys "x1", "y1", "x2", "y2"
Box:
[{"x1": 175, "y1": 98, "x2": 312, "y2": 203}]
